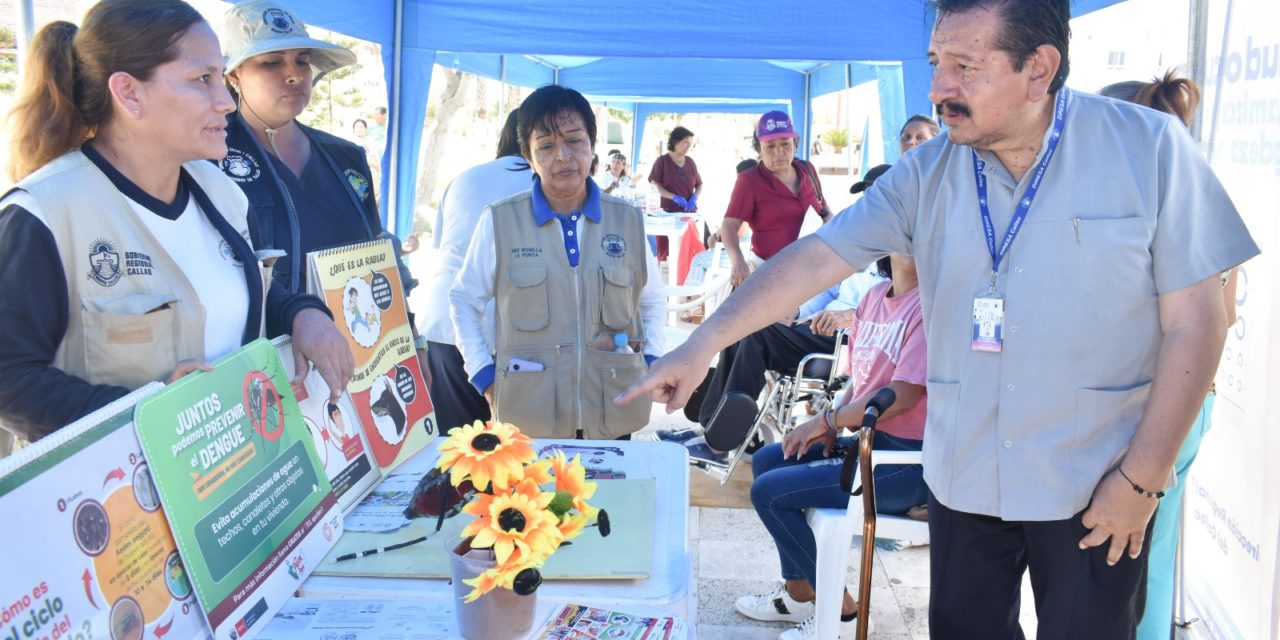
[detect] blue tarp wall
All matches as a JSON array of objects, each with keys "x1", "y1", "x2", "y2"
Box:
[{"x1": 295, "y1": 0, "x2": 1127, "y2": 237}]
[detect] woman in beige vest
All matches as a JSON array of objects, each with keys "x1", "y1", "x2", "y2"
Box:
[
  {"x1": 0, "y1": 0, "x2": 353, "y2": 455},
  {"x1": 450, "y1": 85, "x2": 665, "y2": 439}
]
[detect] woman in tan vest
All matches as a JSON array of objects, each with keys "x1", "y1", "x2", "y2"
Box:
[
  {"x1": 0, "y1": 0, "x2": 353, "y2": 455},
  {"x1": 450, "y1": 85, "x2": 665, "y2": 439}
]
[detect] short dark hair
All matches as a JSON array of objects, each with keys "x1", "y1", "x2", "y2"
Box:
[
  {"x1": 516, "y1": 84, "x2": 597, "y2": 161},
  {"x1": 667, "y1": 126, "x2": 694, "y2": 152},
  {"x1": 496, "y1": 108, "x2": 520, "y2": 159},
  {"x1": 736, "y1": 158, "x2": 758, "y2": 174},
  {"x1": 934, "y1": 0, "x2": 1071, "y2": 93},
  {"x1": 900, "y1": 114, "x2": 940, "y2": 137},
  {"x1": 876, "y1": 256, "x2": 893, "y2": 279}
]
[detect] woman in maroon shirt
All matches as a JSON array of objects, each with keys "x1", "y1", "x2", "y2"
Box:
[
  {"x1": 721, "y1": 111, "x2": 831, "y2": 287},
  {"x1": 647, "y1": 126, "x2": 702, "y2": 261}
]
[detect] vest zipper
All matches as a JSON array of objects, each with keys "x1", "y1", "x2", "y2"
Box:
[{"x1": 573, "y1": 265, "x2": 584, "y2": 436}]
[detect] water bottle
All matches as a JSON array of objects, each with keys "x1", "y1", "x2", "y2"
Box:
[{"x1": 613, "y1": 333, "x2": 634, "y2": 354}]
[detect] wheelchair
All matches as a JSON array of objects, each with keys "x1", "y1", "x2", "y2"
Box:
[{"x1": 702, "y1": 328, "x2": 850, "y2": 484}]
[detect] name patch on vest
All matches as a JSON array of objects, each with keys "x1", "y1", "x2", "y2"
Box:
[
  {"x1": 601, "y1": 233, "x2": 627, "y2": 258},
  {"x1": 88, "y1": 238, "x2": 122, "y2": 287},
  {"x1": 511, "y1": 247, "x2": 543, "y2": 259},
  {"x1": 221, "y1": 147, "x2": 261, "y2": 183},
  {"x1": 125, "y1": 251, "x2": 154, "y2": 276}
]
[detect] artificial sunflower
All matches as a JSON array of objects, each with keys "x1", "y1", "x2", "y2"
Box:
[
  {"x1": 436, "y1": 420, "x2": 535, "y2": 491},
  {"x1": 462, "y1": 482, "x2": 563, "y2": 566},
  {"x1": 463, "y1": 560, "x2": 543, "y2": 602},
  {"x1": 550, "y1": 451, "x2": 598, "y2": 517}
]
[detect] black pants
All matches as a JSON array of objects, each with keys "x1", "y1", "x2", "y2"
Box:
[
  {"x1": 927, "y1": 491, "x2": 1153, "y2": 640},
  {"x1": 425, "y1": 341, "x2": 490, "y2": 434},
  {"x1": 697, "y1": 322, "x2": 834, "y2": 426}
]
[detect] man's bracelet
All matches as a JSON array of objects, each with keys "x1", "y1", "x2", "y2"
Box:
[{"x1": 1117, "y1": 467, "x2": 1164, "y2": 499}]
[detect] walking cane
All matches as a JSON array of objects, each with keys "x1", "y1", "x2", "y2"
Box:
[{"x1": 839, "y1": 387, "x2": 896, "y2": 640}]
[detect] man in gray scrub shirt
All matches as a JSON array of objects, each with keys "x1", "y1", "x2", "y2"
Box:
[{"x1": 619, "y1": 1, "x2": 1259, "y2": 638}]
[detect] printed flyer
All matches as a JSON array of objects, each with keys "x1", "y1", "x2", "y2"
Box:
[
  {"x1": 274, "y1": 337, "x2": 380, "y2": 515},
  {"x1": 307, "y1": 239, "x2": 435, "y2": 472},
  {"x1": 0, "y1": 383, "x2": 211, "y2": 640},
  {"x1": 134, "y1": 340, "x2": 341, "y2": 640}
]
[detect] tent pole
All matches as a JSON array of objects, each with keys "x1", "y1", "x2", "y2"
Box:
[
  {"x1": 14, "y1": 0, "x2": 33, "y2": 75},
  {"x1": 1186, "y1": 0, "x2": 1210, "y2": 142},
  {"x1": 803, "y1": 72, "x2": 812, "y2": 161},
  {"x1": 499, "y1": 55, "x2": 508, "y2": 122},
  {"x1": 386, "y1": 0, "x2": 404, "y2": 235}
]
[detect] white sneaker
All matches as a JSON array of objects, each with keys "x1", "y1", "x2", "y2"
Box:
[
  {"x1": 734, "y1": 582, "x2": 815, "y2": 623},
  {"x1": 779, "y1": 612, "x2": 872, "y2": 640}
]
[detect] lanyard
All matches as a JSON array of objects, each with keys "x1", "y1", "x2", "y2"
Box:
[{"x1": 972, "y1": 88, "x2": 1070, "y2": 291}]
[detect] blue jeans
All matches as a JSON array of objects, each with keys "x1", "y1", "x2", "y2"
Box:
[{"x1": 750, "y1": 432, "x2": 926, "y2": 586}]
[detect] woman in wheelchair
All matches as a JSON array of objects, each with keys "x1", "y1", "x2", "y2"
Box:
[{"x1": 735, "y1": 253, "x2": 926, "y2": 639}]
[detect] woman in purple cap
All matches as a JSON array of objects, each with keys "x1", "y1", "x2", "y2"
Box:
[{"x1": 720, "y1": 111, "x2": 832, "y2": 288}]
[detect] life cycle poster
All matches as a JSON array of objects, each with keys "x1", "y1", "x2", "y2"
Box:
[
  {"x1": 0, "y1": 384, "x2": 210, "y2": 640},
  {"x1": 274, "y1": 337, "x2": 380, "y2": 515},
  {"x1": 307, "y1": 239, "x2": 435, "y2": 472},
  {"x1": 134, "y1": 340, "x2": 341, "y2": 640}
]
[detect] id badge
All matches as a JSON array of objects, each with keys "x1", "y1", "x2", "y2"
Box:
[{"x1": 972, "y1": 294, "x2": 1004, "y2": 352}]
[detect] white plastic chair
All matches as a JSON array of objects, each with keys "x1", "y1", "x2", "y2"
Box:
[
  {"x1": 663, "y1": 243, "x2": 732, "y2": 321},
  {"x1": 805, "y1": 448, "x2": 929, "y2": 640}
]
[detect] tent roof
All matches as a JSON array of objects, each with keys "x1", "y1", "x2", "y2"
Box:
[{"x1": 294, "y1": 0, "x2": 1130, "y2": 235}]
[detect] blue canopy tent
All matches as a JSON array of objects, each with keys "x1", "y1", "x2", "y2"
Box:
[{"x1": 296, "y1": 0, "x2": 1128, "y2": 237}]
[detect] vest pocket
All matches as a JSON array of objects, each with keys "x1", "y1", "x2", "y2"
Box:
[
  {"x1": 507, "y1": 265, "x2": 550, "y2": 332},
  {"x1": 81, "y1": 294, "x2": 179, "y2": 388},
  {"x1": 494, "y1": 354, "x2": 557, "y2": 437},
  {"x1": 586, "y1": 347, "x2": 651, "y2": 438},
  {"x1": 598, "y1": 265, "x2": 636, "y2": 330}
]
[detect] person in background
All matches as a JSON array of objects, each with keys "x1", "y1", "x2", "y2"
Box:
[
  {"x1": 648, "y1": 125, "x2": 702, "y2": 261},
  {"x1": 897, "y1": 114, "x2": 941, "y2": 154},
  {"x1": 217, "y1": 1, "x2": 428, "y2": 370},
  {"x1": 352, "y1": 118, "x2": 368, "y2": 146},
  {"x1": 421, "y1": 109, "x2": 531, "y2": 433},
  {"x1": 0, "y1": 0, "x2": 352, "y2": 457},
  {"x1": 621, "y1": 0, "x2": 1257, "y2": 636},
  {"x1": 721, "y1": 111, "x2": 832, "y2": 290},
  {"x1": 451, "y1": 85, "x2": 665, "y2": 439},
  {"x1": 1100, "y1": 70, "x2": 1233, "y2": 640},
  {"x1": 667, "y1": 165, "x2": 891, "y2": 465},
  {"x1": 600, "y1": 153, "x2": 633, "y2": 195},
  {"x1": 734, "y1": 252, "x2": 926, "y2": 639}
]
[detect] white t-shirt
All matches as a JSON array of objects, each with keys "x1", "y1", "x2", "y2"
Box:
[{"x1": 129, "y1": 195, "x2": 250, "y2": 360}]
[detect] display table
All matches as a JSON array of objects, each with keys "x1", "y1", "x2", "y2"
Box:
[
  {"x1": 299, "y1": 438, "x2": 695, "y2": 620},
  {"x1": 258, "y1": 597, "x2": 690, "y2": 639},
  {"x1": 645, "y1": 212, "x2": 702, "y2": 323}
]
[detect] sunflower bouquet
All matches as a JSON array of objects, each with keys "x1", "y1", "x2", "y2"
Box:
[{"x1": 435, "y1": 421, "x2": 609, "y2": 602}]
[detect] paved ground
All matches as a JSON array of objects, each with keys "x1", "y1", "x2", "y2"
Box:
[{"x1": 638, "y1": 403, "x2": 1043, "y2": 640}]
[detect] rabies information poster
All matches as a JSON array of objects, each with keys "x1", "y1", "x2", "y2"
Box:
[
  {"x1": 274, "y1": 337, "x2": 380, "y2": 515},
  {"x1": 307, "y1": 240, "x2": 435, "y2": 472},
  {"x1": 0, "y1": 384, "x2": 210, "y2": 640},
  {"x1": 134, "y1": 341, "x2": 340, "y2": 640}
]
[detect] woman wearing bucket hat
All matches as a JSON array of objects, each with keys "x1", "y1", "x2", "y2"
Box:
[
  {"x1": 217, "y1": 1, "x2": 418, "y2": 318},
  {"x1": 720, "y1": 111, "x2": 833, "y2": 290},
  {"x1": 0, "y1": 0, "x2": 353, "y2": 455}
]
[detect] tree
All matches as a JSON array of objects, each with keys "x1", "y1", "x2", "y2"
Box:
[
  {"x1": 299, "y1": 35, "x2": 365, "y2": 134},
  {"x1": 820, "y1": 129, "x2": 849, "y2": 154},
  {"x1": 414, "y1": 69, "x2": 470, "y2": 233}
]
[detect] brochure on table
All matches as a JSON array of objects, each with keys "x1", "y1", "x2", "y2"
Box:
[
  {"x1": 274, "y1": 336, "x2": 380, "y2": 514},
  {"x1": 315, "y1": 465, "x2": 656, "y2": 580},
  {"x1": 0, "y1": 383, "x2": 211, "y2": 640},
  {"x1": 307, "y1": 239, "x2": 436, "y2": 472},
  {"x1": 134, "y1": 339, "x2": 341, "y2": 640}
]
